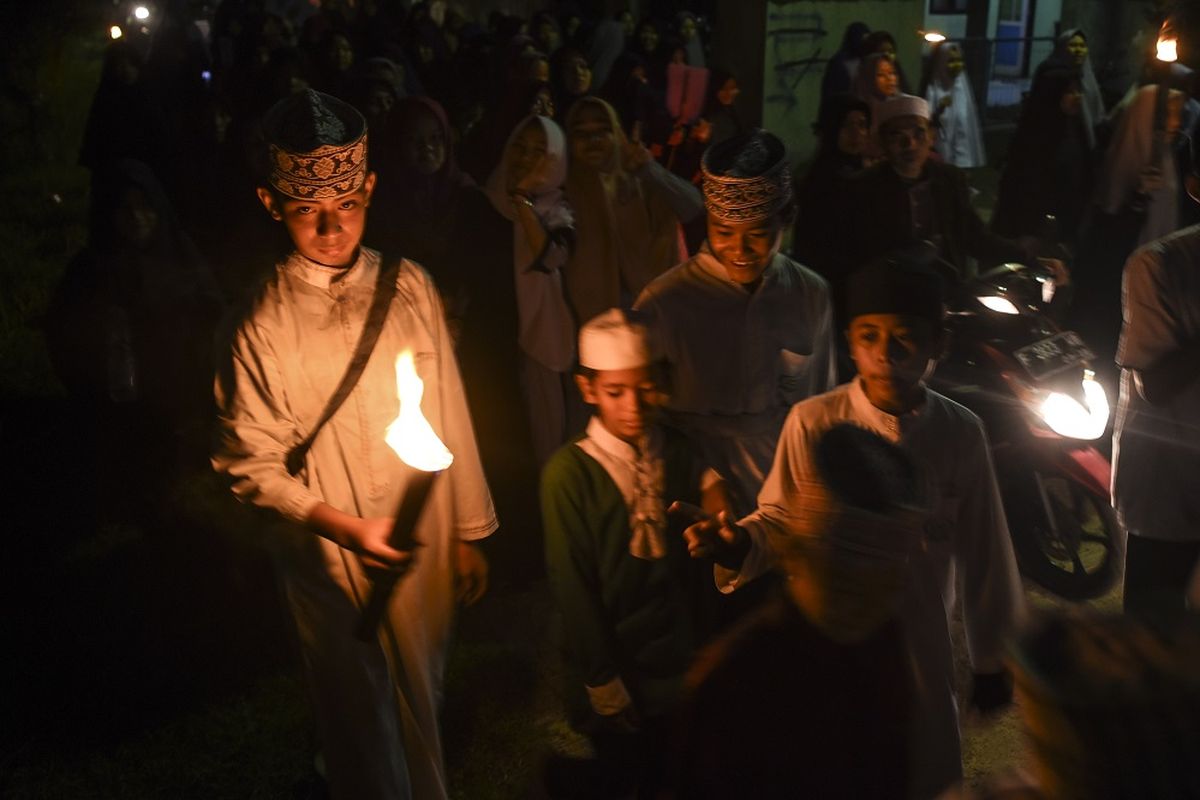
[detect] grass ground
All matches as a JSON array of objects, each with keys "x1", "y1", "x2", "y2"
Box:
[{"x1": 0, "y1": 18, "x2": 1123, "y2": 800}]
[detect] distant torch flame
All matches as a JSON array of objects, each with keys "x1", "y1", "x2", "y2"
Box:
[
  {"x1": 110, "y1": 25, "x2": 123, "y2": 39},
  {"x1": 1157, "y1": 36, "x2": 1178, "y2": 63},
  {"x1": 134, "y1": 6, "x2": 150, "y2": 21},
  {"x1": 385, "y1": 351, "x2": 453, "y2": 472},
  {"x1": 923, "y1": 31, "x2": 946, "y2": 44}
]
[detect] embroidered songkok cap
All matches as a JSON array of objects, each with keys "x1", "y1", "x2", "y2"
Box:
[
  {"x1": 262, "y1": 89, "x2": 368, "y2": 200},
  {"x1": 846, "y1": 252, "x2": 946, "y2": 326},
  {"x1": 701, "y1": 128, "x2": 793, "y2": 224},
  {"x1": 579, "y1": 309, "x2": 652, "y2": 371},
  {"x1": 872, "y1": 93, "x2": 931, "y2": 133}
]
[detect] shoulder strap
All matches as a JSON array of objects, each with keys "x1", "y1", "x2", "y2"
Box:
[{"x1": 286, "y1": 257, "x2": 402, "y2": 476}]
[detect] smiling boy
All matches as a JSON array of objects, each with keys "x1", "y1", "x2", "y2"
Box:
[{"x1": 634, "y1": 129, "x2": 836, "y2": 519}]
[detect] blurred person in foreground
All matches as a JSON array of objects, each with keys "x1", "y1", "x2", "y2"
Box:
[
  {"x1": 1112, "y1": 132, "x2": 1200, "y2": 632},
  {"x1": 670, "y1": 423, "x2": 925, "y2": 799},
  {"x1": 952, "y1": 611, "x2": 1200, "y2": 798}
]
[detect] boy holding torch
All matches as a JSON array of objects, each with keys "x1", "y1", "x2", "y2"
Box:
[{"x1": 213, "y1": 90, "x2": 496, "y2": 800}]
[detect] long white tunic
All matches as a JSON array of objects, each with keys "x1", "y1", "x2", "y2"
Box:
[
  {"x1": 927, "y1": 74, "x2": 987, "y2": 169},
  {"x1": 213, "y1": 248, "x2": 497, "y2": 800},
  {"x1": 634, "y1": 248, "x2": 836, "y2": 514},
  {"x1": 723, "y1": 379, "x2": 1025, "y2": 800},
  {"x1": 1113, "y1": 226, "x2": 1200, "y2": 541}
]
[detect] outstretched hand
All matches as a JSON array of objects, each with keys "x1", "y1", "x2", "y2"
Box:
[{"x1": 672, "y1": 504, "x2": 750, "y2": 570}]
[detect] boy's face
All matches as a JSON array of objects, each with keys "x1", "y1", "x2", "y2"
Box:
[
  {"x1": 706, "y1": 215, "x2": 784, "y2": 286},
  {"x1": 257, "y1": 172, "x2": 376, "y2": 268},
  {"x1": 576, "y1": 367, "x2": 659, "y2": 444},
  {"x1": 847, "y1": 313, "x2": 940, "y2": 414}
]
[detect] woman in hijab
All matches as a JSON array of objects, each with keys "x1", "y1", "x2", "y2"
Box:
[
  {"x1": 588, "y1": 13, "x2": 627, "y2": 92},
  {"x1": 635, "y1": 18, "x2": 670, "y2": 92},
  {"x1": 532, "y1": 11, "x2": 563, "y2": 58},
  {"x1": 562, "y1": 96, "x2": 703, "y2": 326},
  {"x1": 550, "y1": 47, "x2": 594, "y2": 124},
  {"x1": 368, "y1": 96, "x2": 476, "y2": 277},
  {"x1": 1075, "y1": 84, "x2": 1187, "y2": 367},
  {"x1": 663, "y1": 68, "x2": 746, "y2": 190},
  {"x1": 702, "y1": 68, "x2": 745, "y2": 146},
  {"x1": 851, "y1": 50, "x2": 899, "y2": 166},
  {"x1": 792, "y1": 94, "x2": 871, "y2": 319},
  {"x1": 310, "y1": 28, "x2": 357, "y2": 100},
  {"x1": 820, "y1": 21, "x2": 870, "y2": 104},
  {"x1": 46, "y1": 160, "x2": 225, "y2": 521},
  {"x1": 851, "y1": 52, "x2": 900, "y2": 112},
  {"x1": 859, "y1": 30, "x2": 912, "y2": 93},
  {"x1": 924, "y1": 42, "x2": 986, "y2": 168},
  {"x1": 674, "y1": 11, "x2": 706, "y2": 69},
  {"x1": 78, "y1": 40, "x2": 169, "y2": 181},
  {"x1": 1036, "y1": 29, "x2": 1105, "y2": 134},
  {"x1": 462, "y1": 71, "x2": 556, "y2": 182},
  {"x1": 446, "y1": 115, "x2": 575, "y2": 584},
  {"x1": 992, "y1": 66, "x2": 1096, "y2": 246}
]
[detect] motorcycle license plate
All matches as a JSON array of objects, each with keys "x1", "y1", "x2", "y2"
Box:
[{"x1": 1015, "y1": 331, "x2": 1095, "y2": 380}]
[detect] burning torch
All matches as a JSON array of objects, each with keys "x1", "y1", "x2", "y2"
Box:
[
  {"x1": 355, "y1": 350, "x2": 453, "y2": 641},
  {"x1": 1138, "y1": 21, "x2": 1182, "y2": 212}
]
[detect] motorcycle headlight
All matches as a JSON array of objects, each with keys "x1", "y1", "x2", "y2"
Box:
[
  {"x1": 1036, "y1": 372, "x2": 1109, "y2": 440},
  {"x1": 977, "y1": 295, "x2": 1020, "y2": 315}
]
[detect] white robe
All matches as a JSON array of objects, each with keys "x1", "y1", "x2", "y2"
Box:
[
  {"x1": 634, "y1": 248, "x2": 836, "y2": 514},
  {"x1": 213, "y1": 248, "x2": 498, "y2": 800},
  {"x1": 722, "y1": 379, "x2": 1025, "y2": 800},
  {"x1": 927, "y1": 73, "x2": 987, "y2": 169}
]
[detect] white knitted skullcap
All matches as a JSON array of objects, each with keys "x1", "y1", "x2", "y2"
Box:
[{"x1": 578, "y1": 309, "x2": 652, "y2": 371}]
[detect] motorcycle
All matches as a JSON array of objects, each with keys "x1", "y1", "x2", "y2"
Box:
[{"x1": 930, "y1": 261, "x2": 1122, "y2": 600}]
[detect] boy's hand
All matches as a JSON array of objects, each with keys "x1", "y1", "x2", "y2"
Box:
[
  {"x1": 673, "y1": 505, "x2": 750, "y2": 570},
  {"x1": 454, "y1": 541, "x2": 489, "y2": 606},
  {"x1": 342, "y1": 517, "x2": 415, "y2": 571},
  {"x1": 307, "y1": 503, "x2": 414, "y2": 571}
]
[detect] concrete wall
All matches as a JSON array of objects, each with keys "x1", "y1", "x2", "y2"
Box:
[{"x1": 762, "y1": 0, "x2": 925, "y2": 166}]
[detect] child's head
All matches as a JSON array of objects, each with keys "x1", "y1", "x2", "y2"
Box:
[
  {"x1": 256, "y1": 89, "x2": 375, "y2": 268},
  {"x1": 575, "y1": 309, "x2": 659, "y2": 444},
  {"x1": 845, "y1": 255, "x2": 946, "y2": 415},
  {"x1": 700, "y1": 129, "x2": 795, "y2": 286}
]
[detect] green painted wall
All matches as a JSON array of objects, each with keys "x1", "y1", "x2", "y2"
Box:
[{"x1": 762, "y1": 0, "x2": 926, "y2": 166}]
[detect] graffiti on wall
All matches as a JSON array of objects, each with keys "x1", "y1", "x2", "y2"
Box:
[{"x1": 766, "y1": 7, "x2": 828, "y2": 112}]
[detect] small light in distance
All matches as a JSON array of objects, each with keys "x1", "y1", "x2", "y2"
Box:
[
  {"x1": 923, "y1": 31, "x2": 947, "y2": 44},
  {"x1": 110, "y1": 25, "x2": 123, "y2": 39},
  {"x1": 134, "y1": 5, "x2": 151, "y2": 21}
]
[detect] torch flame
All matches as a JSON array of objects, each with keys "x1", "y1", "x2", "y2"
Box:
[
  {"x1": 385, "y1": 351, "x2": 453, "y2": 472},
  {"x1": 1157, "y1": 36, "x2": 1178, "y2": 63},
  {"x1": 110, "y1": 25, "x2": 123, "y2": 39}
]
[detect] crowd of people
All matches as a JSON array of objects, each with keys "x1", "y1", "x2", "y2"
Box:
[{"x1": 45, "y1": 2, "x2": 1200, "y2": 799}]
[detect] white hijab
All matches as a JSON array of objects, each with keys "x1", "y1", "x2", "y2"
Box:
[
  {"x1": 925, "y1": 43, "x2": 986, "y2": 168},
  {"x1": 485, "y1": 115, "x2": 577, "y2": 372},
  {"x1": 1097, "y1": 85, "x2": 1180, "y2": 245}
]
